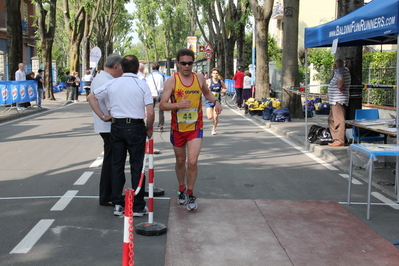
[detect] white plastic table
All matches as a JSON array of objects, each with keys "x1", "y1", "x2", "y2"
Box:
[{"x1": 347, "y1": 144, "x2": 399, "y2": 220}]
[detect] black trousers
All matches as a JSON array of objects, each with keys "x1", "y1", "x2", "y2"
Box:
[
  {"x1": 235, "y1": 88, "x2": 243, "y2": 107},
  {"x1": 99, "y1": 133, "x2": 112, "y2": 203},
  {"x1": 110, "y1": 121, "x2": 146, "y2": 212}
]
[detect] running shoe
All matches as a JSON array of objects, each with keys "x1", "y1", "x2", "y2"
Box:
[
  {"x1": 133, "y1": 206, "x2": 149, "y2": 217},
  {"x1": 177, "y1": 189, "x2": 188, "y2": 205},
  {"x1": 113, "y1": 204, "x2": 124, "y2": 216},
  {"x1": 187, "y1": 194, "x2": 198, "y2": 211},
  {"x1": 211, "y1": 129, "x2": 217, "y2": 135}
]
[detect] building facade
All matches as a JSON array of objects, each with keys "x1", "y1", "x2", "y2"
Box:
[{"x1": 0, "y1": 0, "x2": 37, "y2": 77}]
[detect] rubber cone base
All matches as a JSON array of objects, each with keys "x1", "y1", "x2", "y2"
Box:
[
  {"x1": 136, "y1": 222, "x2": 167, "y2": 236},
  {"x1": 145, "y1": 187, "x2": 165, "y2": 197}
]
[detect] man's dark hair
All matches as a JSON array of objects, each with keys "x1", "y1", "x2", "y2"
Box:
[
  {"x1": 237, "y1": 66, "x2": 242, "y2": 71},
  {"x1": 38, "y1": 69, "x2": 43, "y2": 74},
  {"x1": 152, "y1": 63, "x2": 160, "y2": 70},
  {"x1": 176, "y1": 48, "x2": 194, "y2": 62},
  {"x1": 66, "y1": 71, "x2": 70, "y2": 75},
  {"x1": 121, "y1": 55, "x2": 139, "y2": 74},
  {"x1": 335, "y1": 58, "x2": 345, "y2": 68}
]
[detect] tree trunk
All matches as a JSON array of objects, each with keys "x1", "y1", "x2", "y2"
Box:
[
  {"x1": 282, "y1": 88, "x2": 304, "y2": 118},
  {"x1": 249, "y1": 0, "x2": 274, "y2": 99},
  {"x1": 63, "y1": 1, "x2": 85, "y2": 73},
  {"x1": 5, "y1": 0, "x2": 22, "y2": 80},
  {"x1": 37, "y1": 0, "x2": 57, "y2": 100},
  {"x1": 282, "y1": 0, "x2": 299, "y2": 88},
  {"x1": 236, "y1": 1, "x2": 246, "y2": 68},
  {"x1": 42, "y1": 40, "x2": 55, "y2": 100},
  {"x1": 255, "y1": 18, "x2": 270, "y2": 99},
  {"x1": 69, "y1": 41, "x2": 81, "y2": 72},
  {"x1": 83, "y1": 38, "x2": 90, "y2": 71},
  {"x1": 336, "y1": 0, "x2": 364, "y2": 120},
  {"x1": 225, "y1": 39, "x2": 235, "y2": 80},
  {"x1": 281, "y1": 0, "x2": 301, "y2": 118}
]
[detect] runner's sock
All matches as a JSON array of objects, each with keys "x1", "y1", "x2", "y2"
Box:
[
  {"x1": 179, "y1": 184, "x2": 186, "y2": 191},
  {"x1": 186, "y1": 189, "x2": 193, "y2": 195}
]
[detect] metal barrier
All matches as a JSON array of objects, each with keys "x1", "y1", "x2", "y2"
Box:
[
  {"x1": 0, "y1": 80, "x2": 37, "y2": 112},
  {"x1": 122, "y1": 139, "x2": 167, "y2": 266}
]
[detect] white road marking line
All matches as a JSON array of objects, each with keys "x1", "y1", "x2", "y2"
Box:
[
  {"x1": 371, "y1": 192, "x2": 399, "y2": 210},
  {"x1": 90, "y1": 157, "x2": 103, "y2": 168},
  {"x1": 339, "y1": 174, "x2": 363, "y2": 185},
  {"x1": 0, "y1": 195, "x2": 171, "y2": 200},
  {"x1": 339, "y1": 202, "x2": 399, "y2": 206},
  {"x1": 50, "y1": 190, "x2": 78, "y2": 211},
  {"x1": 233, "y1": 109, "x2": 338, "y2": 171},
  {"x1": 10, "y1": 219, "x2": 54, "y2": 254},
  {"x1": 74, "y1": 171, "x2": 94, "y2": 185}
]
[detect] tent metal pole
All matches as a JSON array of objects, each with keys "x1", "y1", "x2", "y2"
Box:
[
  {"x1": 305, "y1": 49, "x2": 309, "y2": 150},
  {"x1": 396, "y1": 35, "x2": 399, "y2": 202}
]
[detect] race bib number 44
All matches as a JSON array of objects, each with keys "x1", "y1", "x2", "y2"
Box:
[{"x1": 177, "y1": 108, "x2": 198, "y2": 124}]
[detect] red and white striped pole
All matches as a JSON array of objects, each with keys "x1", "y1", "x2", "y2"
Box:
[
  {"x1": 136, "y1": 138, "x2": 167, "y2": 236},
  {"x1": 122, "y1": 189, "x2": 134, "y2": 266},
  {"x1": 148, "y1": 139, "x2": 154, "y2": 223}
]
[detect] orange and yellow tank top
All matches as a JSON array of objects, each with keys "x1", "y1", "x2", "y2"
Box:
[{"x1": 170, "y1": 72, "x2": 203, "y2": 132}]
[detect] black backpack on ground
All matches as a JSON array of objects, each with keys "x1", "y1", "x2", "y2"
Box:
[
  {"x1": 271, "y1": 108, "x2": 291, "y2": 122},
  {"x1": 307, "y1": 125, "x2": 334, "y2": 145},
  {"x1": 262, "y1": 102, "x2": 275, "y2": 120},
  {"x1": 315, "y1": 103, "x2": 330, "y2": 115}
]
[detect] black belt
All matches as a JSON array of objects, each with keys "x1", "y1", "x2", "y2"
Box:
[{"x1": 111, "y1": 118, "x2": 144, "y2": 124}]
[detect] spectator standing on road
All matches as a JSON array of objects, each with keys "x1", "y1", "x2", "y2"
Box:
[
  {"x1": 327, "y1": 58, "x2": 351, "y2": 147},
  {"x1": 65, "y1": 71, "x2": 75, "y2": 101},
  {"x1": 25, "y1": 72, "x2": 35, "y2": 107},
  {"x1": 159, "y1": 48, "x2": 222, "y2": 211},
  {"x1": 83, "y1": 69, "x2": 93, "y2": 97},
  {"x1": 15, "y1": 63, "x2": 27, "y2": 110},
  {"x1": 26, "y1": 72, "x2": 35, "y2": 80},
  {"x1": 232, "y1": 66, "x2": 245, "y2": 109},
  {"x1": 146, "y1": 63, "x2": 166, "y2": 132},
  {"x1": 242, "y1": 70, "x2": 252, "y2": 102},
  {"x1": 137, "y1": 63, "x2": 146, "y2": 81},
  {"x1": 73, "y1": 71, "x2": 81, "y2": 102},
  {"x1": 88, "y1": 55, "x2": 154, "y2": 217},
  {"x1": 35, "y1": 69, "x2": 44, "y2": 108},
  {"x1": 205, "y1": 67, "x2": 227, "y2": 135},
  {"x1": 88, "y1": 54, "x2": 123, "y2": 207}
]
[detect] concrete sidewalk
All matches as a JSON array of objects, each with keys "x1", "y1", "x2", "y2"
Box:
[
  {"x1": 0, "y1": 90, "x2": 76, "y2": 124},
  {"x1": 166, "y1": 199, "x2": 399, "y2": 266},
  {"x1": 242, "y1": 110, "x2": 397, "y2": 200}
]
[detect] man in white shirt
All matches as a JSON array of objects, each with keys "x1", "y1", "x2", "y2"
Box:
[
  {"x1": 15, "y1": 63, "x2": 26, "y2": 110},
  {"x1": 137, "y1": 63, "x2": 145, "y2": 80},
  {"x1": 146, "y1": 63, "x2": 166, "y2": 131},
  {"x1": 88, "y1": 55, "x2": 154, "y2": 217},
  {"x1": 90, "y1": 54, "x2": 123, "y2": 207}
]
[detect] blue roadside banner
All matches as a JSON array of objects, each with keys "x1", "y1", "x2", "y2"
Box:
[{"x1": 0, "y1": 80, "x2": 37, "y2": 105}]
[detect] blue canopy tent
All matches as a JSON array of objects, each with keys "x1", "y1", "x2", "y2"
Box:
[
  {"x1": 304, "y1": 0, "x2": 399, "y2": 200},
  {"x1": 305, "y1": 0, "x2": 399, "y2": 48}
]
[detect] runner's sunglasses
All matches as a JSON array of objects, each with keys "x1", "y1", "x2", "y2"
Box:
[{"x1": 179, "y1": 61, "x2": 194, "y2": 66}]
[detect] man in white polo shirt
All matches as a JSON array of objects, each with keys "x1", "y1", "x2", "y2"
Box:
[
  {"x1": 90, "y1": 54, "x2": 123, "y2": 207},
  {"x1": 88, "y1": 55, "x2": 154, "y2": 217}
]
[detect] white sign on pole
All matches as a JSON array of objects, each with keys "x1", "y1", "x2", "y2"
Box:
[
  {"x1": 331, "y1": 38, "x2": 338, "y2": 54},
  {"x1": 187, "y1": 36, "x2": 197, "y2": 57},
  {"x1": 90, "y1": 47, "x2": 102, "y2": 68}
]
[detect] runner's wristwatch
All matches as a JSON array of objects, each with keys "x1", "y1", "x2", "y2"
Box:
[{"x1": 213, "y1": 99, "x2": 220, "y2": 104}]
